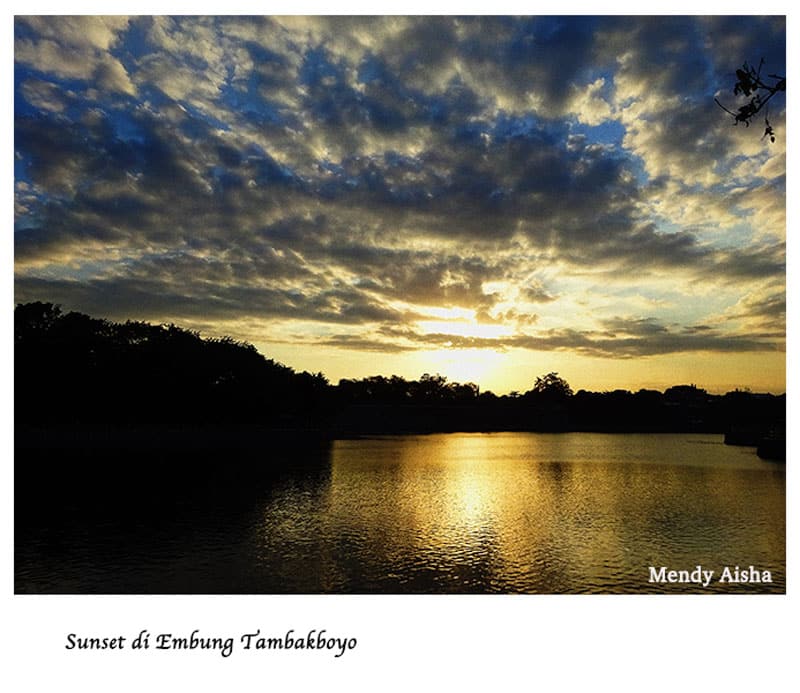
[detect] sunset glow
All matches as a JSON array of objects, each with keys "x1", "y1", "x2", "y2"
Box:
[{"x1": 14, "y1": 16, "x2": 786, "y2": 394}]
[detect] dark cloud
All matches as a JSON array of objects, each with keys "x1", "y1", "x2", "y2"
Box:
[
  {"x1": 519, "y1": 283, "x2": 556, "y2": 304},
  {"x1": 726, "y1": 288, "x2": 785, "y2": 336},
  {"x1": 14, "y1": 16, "x2": 785, "y2": 365},
  {"x1": 317, "y1": 320, "x2": 780, "y2": 359},
  {"x1": 712, "y1": 243, "x2": 785, "y2": 281},
  {"x1": 599, "y1": 317, "x2": 669, "y2": 337},
  {"x1": 14, "y1": 271, "x2": 417, "y2": 328}
]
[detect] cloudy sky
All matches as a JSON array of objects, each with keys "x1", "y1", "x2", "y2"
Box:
[{"x1": 14, "y1": 15, "x2": 786, "y2": 394}]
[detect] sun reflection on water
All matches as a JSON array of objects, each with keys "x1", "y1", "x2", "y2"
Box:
[{"x1": 246, "y1": 433, "x2": 785, "y2": 593}]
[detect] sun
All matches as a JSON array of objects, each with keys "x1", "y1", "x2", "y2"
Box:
[
  {"x1": 406, "y1": 308, "x2": 517, "y2": 385},
  {"x1": 418, "y1": 348, "x2": 507, "y2": 387}
]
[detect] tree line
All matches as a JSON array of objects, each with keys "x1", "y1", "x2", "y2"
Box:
[{"x1": 15, "y1": 302, "x2": 784, "y2": 438}]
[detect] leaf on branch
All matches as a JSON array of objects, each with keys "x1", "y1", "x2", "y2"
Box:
[
  {"x1": 716, "y1": 59, "x2": 785, "y2": 143},
  {"x1": 763, "y1": 118, "x2": 775, "y2": 143}
]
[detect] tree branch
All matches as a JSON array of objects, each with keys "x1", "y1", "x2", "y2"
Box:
[{"x1": 716, "y1": 59, "x2": 785, "y2": 142}]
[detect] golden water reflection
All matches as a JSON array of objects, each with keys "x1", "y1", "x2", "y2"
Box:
[
  {"x1": 309, "y1": 433, "x2": 785, "y2": 592},
  {"x1": 17, "y1": 432, "x2": 782, "y2": 592}
]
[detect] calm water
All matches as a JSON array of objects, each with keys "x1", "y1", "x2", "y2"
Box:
[{"x1": 16, "y1": 433, "x2": 785, "y2": 593}]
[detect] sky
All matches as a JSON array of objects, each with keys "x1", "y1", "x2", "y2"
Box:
[{"x1": 13, "y1": 15, "x2": 786, "y2": 394}]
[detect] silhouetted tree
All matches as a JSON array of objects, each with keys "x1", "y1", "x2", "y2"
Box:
[
  {"x1": 664, "y1": 384, "x2": 707, "y2": 403},
  {"x1": 526, "y1": 372, "x2": 573, "y2": 400},
  {"x1": 14, "y1": 301, "x2": 62, "y2": 343},
  {"x1": 448, "y1": 381, "x2": 480, "y2": 402},
  {"x1": 715, "y1": 59, "x2": 785, "y2": 142},
  {"x1": 413, "y1": 373, "x2": 449, "y2": 402},
  {"x1": 14, "y1": 302, "x2": 334, "y2": 428}
]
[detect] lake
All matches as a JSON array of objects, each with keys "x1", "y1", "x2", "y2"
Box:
[{"x1": 15, "y1": 432, "x2": 785, "y2": 593}]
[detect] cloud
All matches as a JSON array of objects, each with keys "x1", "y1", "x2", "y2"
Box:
[
  {"x1": 19, "y1": 15, "x2": 130, "y2": 52},
  {"x1": 16, "y1": 16, "x2": 136, "y2": 95},
  {"x1": 19, "y1": 78, "x2": 71, "y2": 113},
  {"x1": 13, "y1": 16, "x2": 785, "y2": 369},
  {"x1": 313, "y1": 318, "x2": 780, "y2": 359},
  {"x1": 605, "y1": 15, "x2": 786, "y2": 190},
  {"x1": 567, "y1": 78, "x2": 613, "y2": 126}
]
